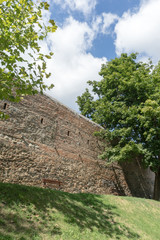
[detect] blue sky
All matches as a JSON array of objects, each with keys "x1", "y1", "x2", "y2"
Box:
[{"x1": 40, "y1": 0, "x2": 160, "y2": 111}]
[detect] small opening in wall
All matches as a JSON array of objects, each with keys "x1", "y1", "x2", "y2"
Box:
[
  {"x1": 67, "y1": 131, "x2": 70, "y2": 136},
  {"x1": 41, "y1": 118, "x2": 43, "y2": 124},
  {"x1": 87, "y1": 140, "x2": 89, "y2": 145},
  {"x1": 3, "y1": 103, "x2": 7, "y2": 110}
]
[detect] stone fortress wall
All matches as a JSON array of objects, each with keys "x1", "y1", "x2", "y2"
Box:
[{"x1": 0, "y1": 94, "x2": 155, "y2": 198}]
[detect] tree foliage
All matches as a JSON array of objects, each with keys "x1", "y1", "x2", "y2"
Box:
[
  {"x1": 0, "y1": 0, "x2": 57, "y2": 118},
  {"x1": 77, "y1": 53, "x2": 160, "y2": 200}
]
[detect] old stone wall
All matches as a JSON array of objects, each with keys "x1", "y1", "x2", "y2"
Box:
[{"x1": 0, "y1": 94, "x2": 155, "y2": 197}]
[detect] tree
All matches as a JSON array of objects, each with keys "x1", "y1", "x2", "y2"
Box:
[
  {"x1": 0, "y1": 0, "x2": 57, "y2": 118},
  {"x1": 77, "y1": 53, "x2": 160, "y2": 200}
]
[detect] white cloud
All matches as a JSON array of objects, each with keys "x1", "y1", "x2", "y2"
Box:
[
  {"x1": 92, "y1": 13, "x2": 119, "y2": 35},
  {"x1": 92, "y1": 15, "x2": 103, "y2": 34},
  {"x1": 115, "y1": 0, "x2": 160, "y2": 62},
  {"x1": 40, "y1": 17, "x2": 106, "y2": 111},
  {"x1": 53, "y1": 0, "x2": 97, "y2": 16},
  {"x1": 102, "y1": 13, "x2": 119, "y2": 34}
]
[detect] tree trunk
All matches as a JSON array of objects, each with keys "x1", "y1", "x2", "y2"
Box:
[{"x1": 153, "y1": 166, "x2": 160, "y2": 201}]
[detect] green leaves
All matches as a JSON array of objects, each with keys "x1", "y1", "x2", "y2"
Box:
[
  {"x1": 77, "y1": 53, "x2": 160, "y2": 173},
  {"x1": 0, "y1": 111, "x2": 9, "y2": 120},
  {"x1": 76, "y1": 88, "x2": 94, "y2": 119},
  {"x1": 0, "y1": 0, "x2": 57, "y2": 112},
  {"x1": 44, "y1": 2, "x2": 49, "y2": 10}
]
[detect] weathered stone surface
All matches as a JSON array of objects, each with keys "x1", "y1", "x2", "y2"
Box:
[{"x1": 0, "y1": 94, "x2": 154, "y2": 197}]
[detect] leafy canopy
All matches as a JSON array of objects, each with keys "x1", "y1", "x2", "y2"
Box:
[
  {"x1": 0, "y1": 0, "x2": 57, "y2": 118},
  {"x1": 77, "y1": 53, "x2": 160, "y2": 173}
]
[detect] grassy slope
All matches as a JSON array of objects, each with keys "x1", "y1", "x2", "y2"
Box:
[{"x1": 0, "y1": 182, "x2": 160, "y2": 240}]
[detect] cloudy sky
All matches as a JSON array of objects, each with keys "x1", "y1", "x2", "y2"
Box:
[{"x1": 41, "y1": 0, "x2": 160, "y2": 111}]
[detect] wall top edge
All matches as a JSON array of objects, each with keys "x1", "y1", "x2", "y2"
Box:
[{"x1": 44, "y1": 93, "x2": 104, "y2": 130}]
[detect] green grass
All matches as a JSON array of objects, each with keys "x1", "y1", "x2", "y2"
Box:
[{"x1": 0, "y1": 182, "x2": 160, "y2": 240}]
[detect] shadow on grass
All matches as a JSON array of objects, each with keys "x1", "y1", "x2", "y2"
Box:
[{"x1": 0, "y1": 182, "x2": 140, "y2": 239}]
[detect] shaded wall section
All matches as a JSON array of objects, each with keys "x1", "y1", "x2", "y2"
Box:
[{"x1": 0, "y1": 94, "x2": 154, "y2": 198}]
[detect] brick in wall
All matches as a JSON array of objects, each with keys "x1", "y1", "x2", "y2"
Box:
[{"x1": 0, "y1": 94, "x2": 154, "y2": 198}]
